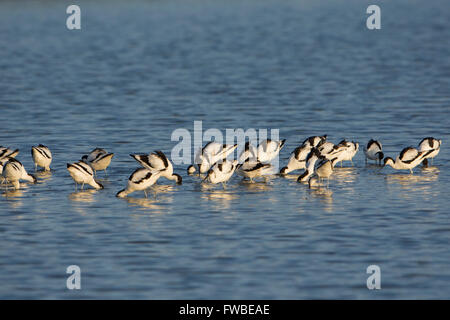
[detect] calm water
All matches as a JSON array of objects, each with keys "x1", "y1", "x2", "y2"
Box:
[{"x1": 0, "y1": 0, "x2": 449, "y2": 299}]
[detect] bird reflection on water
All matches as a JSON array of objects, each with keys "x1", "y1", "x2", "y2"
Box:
[
  {"x1": 332, "y1": 167, "x2": 358, "y2": 184},
  {"x1": 69, "y1": 189, "x2": 97, "y2": 203},
  {"x1": 34, "y1": 169, "x2": 53, "y2": 182},
  {"x1": 123, "y1": 184, "x2": 174, "y2": 212},
  {"x1": 385, "y1": 166, "x2": 440, "y2": 200},
  {"x1": 201, "y1": 189, "x2": 239, "y2": 210},
  {"x1": 125, "y1": 197, "x2": 168, "y2": 213},
  {"x1": 2, "y1": 188, "x2": 26, "y2": 209}
]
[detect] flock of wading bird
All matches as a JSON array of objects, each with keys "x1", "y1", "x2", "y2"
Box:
[{"x1": 0, "y1": 135, "x2": 442, "y2": 198}]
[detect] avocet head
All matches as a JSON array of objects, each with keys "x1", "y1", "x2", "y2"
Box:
[
  {"x1": 116, "y1": 189, "x2": 127, "y2": 198},
  {"x1": 30, "y1": 174, "x2": 37, "y2": 184},
  {"x1": 280, "y1": 166, "x2": 288, "y2": 175},
  {"x1": 187, "y1": 165, "x2": 196, "y2": 174},
  {"x1": 173, "y1": 173, "x2": 182, "y2": 184},
  {"x1": 376, "y1": 151, "x2": 384, "y2": 161},
  {"x1": 383, "y1": 157, "x2": 394, "y2": 167},
  {"x1": 94, "y1": 180, "x2": 104, "y2": 190}
]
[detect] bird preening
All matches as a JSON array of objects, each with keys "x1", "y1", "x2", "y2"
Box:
[{"x1": 0, "y1": 136, "x2": 442, "y2": 194}]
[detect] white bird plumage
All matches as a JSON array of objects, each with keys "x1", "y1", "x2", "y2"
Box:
[
  {"x1": 301, "y1": 135, "x2": 327, "y2": 148},
  {"x1": 67, "y1": 161, "x2": 104, "y2": 190},
  {"x1": 188, "y1": 142, "x2": 237, "y2": 174},
  {"x1": 256, "y1": 139, "x2": 286, "y2": 163},
  {"x1": 237, "y1": 161, "x2": 273, "y2": 182},
  {"x1": 31, "y1": 144, "x2": 52, "y2": 171},
  {"x1": 280, "y1": 144, "x2": 312, "y2": 175},
  {"x1": 418, "y1": 137, "x2": 441, "y2": 165},
  {"x1": 336, "y1": 139, "x2": 359, "y2": 166},
  {"x1": 383, "y1": 147, "x2": 432, "y2": 174},
  {"x1": 116, "y1": 168, "x2": 161, "y2": 198},
  {"x1": 297, "y1": 148, "x2": 323, "y2": 183},
  {"x1": 130, "y1": 150, "x2": 182, "y2": 184},
  {"x1": 0, "y1": 146, "x2": 19, "y2": 160},
  {"x1": 280, "y1": 135, "x2": 327, "y2": 175},
  {"x1": 81, "y1": 148, "x2": 114, "y2": 176},
  {"x1": 2, "y1": 158, "x2": 37, "y2": 190},
  {"x1": 364, "y1": 139, "x2": 384, "y2": 164},
  {"x1": 307, "y1": 157, "x2": 337, "y2": 188},
  {"x1": 0, "y1": 157, "x2": 12, "y2": 176},
  {"x1": 204, "y1": 159, "x2": 238, "y2": 187},
  {"x1": 238, "y1": 142, "x2": 258, "y2": 164},
  {"x1": 320, "y1": 143, "x2": 347, "y2": 167}
]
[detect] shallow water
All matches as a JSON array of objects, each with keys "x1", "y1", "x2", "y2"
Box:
[{"x1": 0, "y1": 0, "x2": 449, "y2": 299}]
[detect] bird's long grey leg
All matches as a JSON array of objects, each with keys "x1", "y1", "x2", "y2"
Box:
[{"x1": 144, "y1": 189, "x2": 148, "y2": 198}]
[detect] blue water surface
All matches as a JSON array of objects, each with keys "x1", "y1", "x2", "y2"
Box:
[{"x1": 0, "y1": 0, "x2": 449, "y2": 299}]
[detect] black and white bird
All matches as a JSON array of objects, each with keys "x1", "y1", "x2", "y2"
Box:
[
  {"x1": 82, "y1": 148, "x2": 106, "y2": 162},
  {"x1": 81, "y1": 148, "x2": 114, "y2": 176},
  {"x1": 237, "y1": 161, "x2": 273, "y2": 182},
  {"x1": 301, "y1": 135, "x2": 327, "y2": 148},
  {"x1": 238, "y1": 142, "x2": 258, "y2": 164},
  {"x1": 116, "y1": 168, "x2": 161, "y2": 198},
  {"x1": 319, "y1": 142, "x2": 347, "y2": 167},
  {"x1": 187, "y1": 142, "x2": 237, "y2": 174},
  {"x1": 383, "y1": 147, "x2": 432, "y2": 174},
  {"x1": 257, "y1": 139, "x2": 286, "y2": 163},
  {"x1": 67, "y1": 161, "x2": 104, "y2": 190},
  {"x1": 2, "y1": 158, "x2": 37, "y2": 190},
  {"x1": 317, "y1": 141, "x2": 335, "y2": 156},
  {"x1": 336, "y1": 139, "x2": 359, "y2": 166},
  {"x1": 364, "y1": 139, "x2": 384, "y2": 164},
  {"x1": 0, "y1": 146, "x2": 19, "y2": 160},
  {"x1": 418, "y1": 137, "x2": 442, "y2": 165},
  {"x1": 0, "y1": 157, "x2": 12, "y2": 176},
  {"x1": 31, "y1": 144, "x2": 52, "y2": 171},
  {"x1": 204, "y1": 160, "x2": 238, "y2": 187},
  {"x1": 308, "y1": 157, "x2": 338, "y2": 188},
  {"x1": 238, "y1": 142, "x2": 275, "y2": 182},
  {"x1": 280, "y1": 144, "x2": 312, "y2": 175},
  {"x1": 297, "y1": 148, "x2": 323, "y2": 183},
  {"x1": 130, "y1": 150, "x2": 182, "y2": 184}
]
